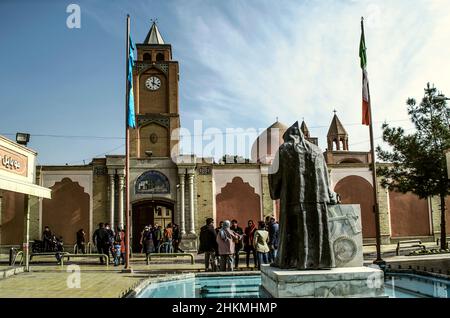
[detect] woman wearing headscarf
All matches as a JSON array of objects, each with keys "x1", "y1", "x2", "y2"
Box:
[
  {"x1": 243, "y1": 220, "x2": 257, "y2": 268},
  {"x1": 216, "y1": 220, "x2": 241, "y2": 271}
]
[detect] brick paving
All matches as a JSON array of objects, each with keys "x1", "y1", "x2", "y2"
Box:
[
  {"x1": 0, "y1": 255, "x2": 205, "y2": 298},
  {"x1": 0, "y1": 244, "x2": 444, "y2": 298},
  {"x1": 0, "y1": 267, "x2": 141, "y2": 298}
]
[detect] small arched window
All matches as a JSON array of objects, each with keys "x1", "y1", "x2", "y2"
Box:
[
  {"x1": 156, "y1": 52, "x2": 164, "y2": 61},
  {"x1": 143, "y1": 53, "x2": 151, "y2": 61}
]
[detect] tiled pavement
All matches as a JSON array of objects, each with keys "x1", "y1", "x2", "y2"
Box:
[
  {"x1": 0, "y1": 255, "x2": 206, "y2": 298},
  {"x1": 0, "y1": 243, "x2": 446, "y2": 298},
  {"x1": 0, "y1": 269, "x2": 142, "y2": 298}
]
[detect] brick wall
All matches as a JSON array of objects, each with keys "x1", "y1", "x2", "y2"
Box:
[{"x1": 195, "y1": 166, "x2": 213, "y2": 232}]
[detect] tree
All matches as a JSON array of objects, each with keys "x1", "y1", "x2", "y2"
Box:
[{"x1": 376, "y1": 83, "x2": 450, "y2": 250}]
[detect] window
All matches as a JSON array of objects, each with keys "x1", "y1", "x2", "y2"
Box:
[
  {"x1": 143, "y1": 53, "x2": 151, "y2": 61},
  {"x1": 156, "y1": 52, "x2": 164, "y2": 61}
]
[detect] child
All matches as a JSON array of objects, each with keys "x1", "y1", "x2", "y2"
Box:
[{"x1": 113, "y1": 235, "x2": 122, "y2": 267}]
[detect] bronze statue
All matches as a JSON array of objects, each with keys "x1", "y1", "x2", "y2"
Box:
[{"x1": 269, "y1": 121, "x2": 337, "y2": 269}]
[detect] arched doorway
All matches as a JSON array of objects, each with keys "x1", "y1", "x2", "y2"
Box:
[{"x1": 131, "y1": 200, "x2": 174, "y2": 253}]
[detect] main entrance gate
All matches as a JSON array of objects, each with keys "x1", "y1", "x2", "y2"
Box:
[{"x1": 131, "y1": 200, "x2": 174, "y2": 253}]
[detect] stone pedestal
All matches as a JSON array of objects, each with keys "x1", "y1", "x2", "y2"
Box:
[
  {"x1": 261, "y1": 265, "x2": 384, "y2": 298},
  {"x1": 328, "y1": 204, "x2": 363, "y2": 267}
]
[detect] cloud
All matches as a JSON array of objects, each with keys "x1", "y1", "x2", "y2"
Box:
[{"x1": 167, "y1": 0, "x2": 450, "y2": 157}]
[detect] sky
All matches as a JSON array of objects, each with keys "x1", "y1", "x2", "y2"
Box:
[{"x1": 1, "y1": 0, "x2": 450, "y2": 165}]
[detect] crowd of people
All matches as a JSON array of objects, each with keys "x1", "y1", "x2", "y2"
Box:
[
  {"x1": 40, "y1": 226, "x2": 64, "y2": 253},
  {"x1": 138, "y1": 223, "x2": 183, "y2": 258},
  {"x1": 198, "y1": 216, "x2": 279, "y2": 272},
  {"x1": 41, "y1": 216, "x2": 279, "y2": 271},
  {"x1": 91, "y1": 223, "x2": 126, "y2": 266}
]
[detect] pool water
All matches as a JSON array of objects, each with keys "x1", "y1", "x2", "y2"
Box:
[
  {"x1": 137, "y1": 275, "x2": 262, "y2": 298},
  {"x1": 137, "y1": 273, "x2": 449, "y2": 298},
  {"x1": 384, "y1": 273, "x2": 449, "y2": 298}
]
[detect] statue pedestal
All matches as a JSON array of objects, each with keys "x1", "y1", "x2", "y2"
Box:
[{"x1": 261, "y1": 265, "x2": 384, "y2": 298}]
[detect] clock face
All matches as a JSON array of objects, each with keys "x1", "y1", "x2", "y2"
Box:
[{"x1": 145, "y1": 76, "x2": 161, "y2": 91}]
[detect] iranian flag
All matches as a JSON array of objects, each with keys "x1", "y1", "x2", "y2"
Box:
[{"x1": 359, "y1": 23, "x2": 370, "y2": 126}]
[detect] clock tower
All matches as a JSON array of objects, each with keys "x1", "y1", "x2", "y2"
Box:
[{"x1": 131, "y1": 21, "x2": 180, "y2": 159}]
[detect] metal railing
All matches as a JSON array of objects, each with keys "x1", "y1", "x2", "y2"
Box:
[
  {"x1": 61, "y1": 253, "x2": 109, "y2": 267},
  {"x1": 11, "y1": 250, "x2": 64, "y2": 267},
  {"x1": 396, "y1": 239, "x2": 425, "y2": 256},
  {"x1": 11, "y1": 251, "x2": 24, "y2": 267},
  {"x1": 73, "y1": 242, "x2": 93, "y2": 254},
  {"x1": 29, "y1": 252, "x2": 69, "y2": 261},
  {"x1": 146, "y1": 253, "x2": 195, "y2": 265}
]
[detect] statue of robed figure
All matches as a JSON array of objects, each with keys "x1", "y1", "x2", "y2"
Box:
[{"x1": 269, "y1": 121, "x2": 337, "y2": 269}]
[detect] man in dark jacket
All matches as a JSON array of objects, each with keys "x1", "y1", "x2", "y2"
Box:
[
  {"x1": 42, "y1": 226, "x2": 53, "y2": 252},
  {"x1": 92, "y1": 223, "x2": 103, "y2": 248},
  {"x1": 230, "y1": 219, "x2": 243, "y2": 269},
  {"x1": 172, "y1": 224, "x2": 184, "y2": 253},
  {"x1": 198, "y1": 218, "x2": 218, "y2": 271},
  {"x1": 268, "y1": 217, "x2": 280, "y2": 263},
  {"x1": 105, "y1": 223, "x2": 115, "y2": 260},
  {"x1": 92, "y1": 223, "x2": 109, "y2": 264}
]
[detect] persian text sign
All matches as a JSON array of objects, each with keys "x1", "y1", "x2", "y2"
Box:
[{"x1": 0, "y1": 145, "x2": 28, "y2": 177}]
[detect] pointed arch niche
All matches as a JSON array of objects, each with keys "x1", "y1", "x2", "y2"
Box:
[
  {"x1": 216, "y1": 177, "x2": 261, "y2": 227},
  {"x1": 40, "y1": 170, "x2": 93, "y2": 244},
  {"x1": 41, "y1": 178, "x2": 90, "y2": 245}
]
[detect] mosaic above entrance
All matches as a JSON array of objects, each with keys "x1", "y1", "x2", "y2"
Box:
[{"x1": 135, "y1": 170, "x2": 170, "y2": 194}]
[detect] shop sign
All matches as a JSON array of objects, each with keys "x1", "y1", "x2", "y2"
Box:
[{"x1": 0, "y1": 145, "x2": 28, "y2": 177}]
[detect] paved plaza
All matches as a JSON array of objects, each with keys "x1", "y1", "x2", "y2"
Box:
[
  {"x1": 0, "y1": 260, "x2": 205, "y2": 298},
  {"x1": 0, "y1": 243, "x2": 448, "y2": 298}
]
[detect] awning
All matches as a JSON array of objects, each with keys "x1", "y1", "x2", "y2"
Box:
[{"x1": 0, "y1": 175, "x2": 51, "y2": 199}]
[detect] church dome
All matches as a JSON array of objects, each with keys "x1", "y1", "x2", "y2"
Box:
[{"x1": 251, "y1": 120, "x2": 288, "y2": 164}]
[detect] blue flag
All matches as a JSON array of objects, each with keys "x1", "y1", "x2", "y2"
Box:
[{"x1": 127, "y1": 36, "x2": 136, "y2": 128}]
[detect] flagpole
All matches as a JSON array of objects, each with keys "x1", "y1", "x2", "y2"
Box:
[
  {"x1": 124, "y1": 14, "x2": 132, "y2": 272},
  {"x1": 361, "y1": 17, "x2": 385, "y2": 266}
]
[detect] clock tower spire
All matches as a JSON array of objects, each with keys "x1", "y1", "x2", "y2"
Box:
[{"x1": 144, "y1": 20, "x2": 165, "y2": 44}]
